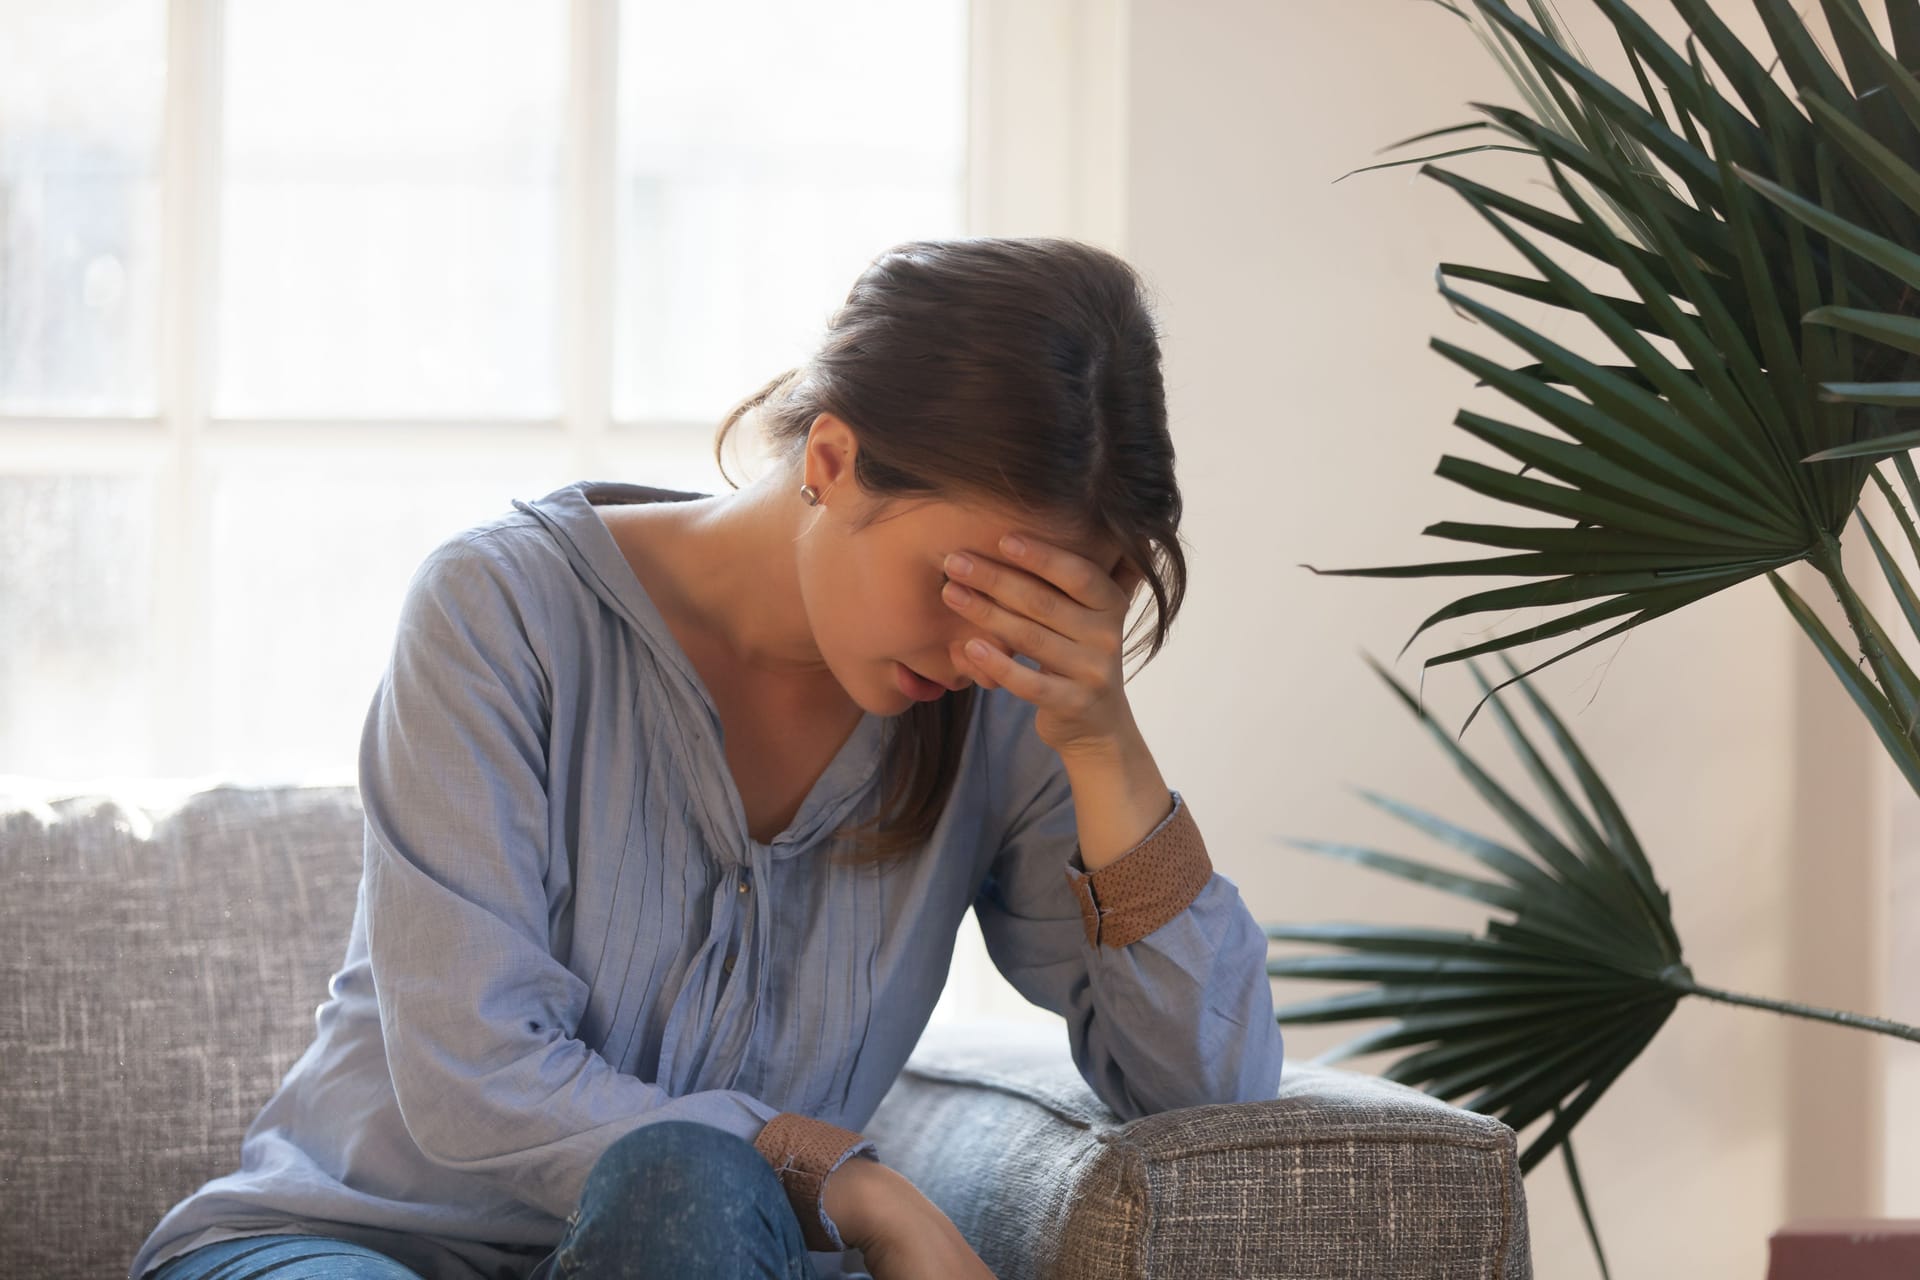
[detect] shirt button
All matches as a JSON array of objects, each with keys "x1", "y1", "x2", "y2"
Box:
[
  {"x1": 738, "y1": 879, "x2": 749, "y2": 894},
  {"x1": 723, "y1": 954, "x2": 736, "y2": 973}
]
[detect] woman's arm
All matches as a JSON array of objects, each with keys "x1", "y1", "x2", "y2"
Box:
[
  {"x1": 942, "y1": 537, "x2": 1284, "y2": 1114},
  {"x1": 823, "y1": 1158, "x2": 997, "y2": 1279},
  {"x1": 973, "y1": 706, "x2": 1285, "y2": 1118}
]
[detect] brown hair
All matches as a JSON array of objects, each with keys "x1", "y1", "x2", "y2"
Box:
[{"x1": 712, "y1": 236, "x2": 1188, "y2": 869}]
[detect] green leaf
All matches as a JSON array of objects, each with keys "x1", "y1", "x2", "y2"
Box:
[
  {"x1": 1434, "y1": 339, "x2": 1790, "y2": 538},
  {"x1": 1827, "y1": 0, "x2": 1920, "y2": 140},
  {"x1": 1572, "y1": 126, "x2": 1805, "y2": 479},
  {"x1": 1438, "y1": 262, "x2": 1667, "y2": 334},
  {"x1": 1538, "y1": 145, "x2": 1801, "y2": 506},
  {"x1": 1816, "y1": 0, "x2": 1920, "y2": 174},
  {"x1": 1270, "y1": 952, "x2": 1598, "y2": 984},
  {"x1": 1891, "y1": 0, "x2": 1920, "y2": 72},
  {"x1": 1814, "y1": 386, "x2": 1920, "y2": 412},
  {"x1": 1768, "y1": 568, "x2": 1920, "y2": 790},
  {"x1": 1870, "y1": 464, "x2": 1920, "y2": 574},
  {"x1": 1377, "y1": 119, "x2": 1508, "y2": 152},
  {"x1": 1416, "y1": 575, "x2": 1744, "y2": 735},
  {"x1": 1897, "y1": 453, "x2": 1920, "y2": 530},
  {"x1": 1751, "y1": 0, "x2": 1858, "y2": 118},
  {"x1": 1420, "y1": 163, "x2": 1687, "y2": 296},
  {"x1": 1271, "y1": 982, "x2": 1633, "y2": 1024},
  {"x1": 1423, "y1": 183, "x2": 1788, "y2": 515},
  {"x1": 1509, "y1": 1002, "x2": 1674, "y2": 1172},
  {"x1": 1336, "y1": 142, "x2": 1540, "y2": 181},
  {"x1": 1443, "y1": 1000, "x2": 1649, "y2": 1109},
  {"x1": 1735, "y1": 162, "x2": 1920, "y2": 293},
  {"x1": 1848, "y1": 514, "x2": 1920, "y2": 732},
  {"x1": 1561, "y1": 1132, "x2": 1615, "y2": 1280},
  {"x1": 1264, "y1": 649, "x2": 1685, "y2": 1187},
  {"x1": 1428, "y1": 452, "x2": 1785, "y2": 549},
  {"x1": 1276, "y1": 837, "x2": 1530, "y2": 912},
  {"x1": 1470, "y1": 0, "x2": 1725, "y2": 210},
  {"x1": 1489, "y1": 652, "x2": 1677, "y2": 955},
  {"x1": 1655, "y1": 0, "x2": 1807, "y2": 167},
  {"x1": 1799, "y1": 91, "x2": 1920, "y2": 222},
  {"x1": 1803, "y1": 305, "x2": 1920, "y2": 357},
  {"x1": 1463, "y1": 659, "x2": 1670, "y2": 946},
  {"x1": 1345, "y1": 787, "x2": 1566, "y2": 896},
  {"x1": 1695, "y1": 44, "x2": 1818, "y2": 471},
  {"x1": 1265, "y1": 922, "x2": 1542, "y2": 957},
  {"x1": 1473, "y1": 102, "x2": 1730, "y2": 272},
  {"x1": 1411, "y1": 521, "x2": 1794, "y2": 567}
]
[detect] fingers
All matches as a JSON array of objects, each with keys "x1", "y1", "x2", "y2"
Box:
[{"x1": 942, "y1": 578, "x2": 1072, "y2": 673}]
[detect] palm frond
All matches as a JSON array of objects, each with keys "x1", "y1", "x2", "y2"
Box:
[
  {"x1": 1267, "y1": 650, "x2": 1686, "y2": 1176},
  {"x1": 1736, "y1": 73, "x2": 1920, "y2": 462},
  {"x1": 1307, "y1": 0, "x2": 1920, "y2": 751},
  {"x1": 1295, "y1": 5, "x2": 1920, "y2": 1273}
]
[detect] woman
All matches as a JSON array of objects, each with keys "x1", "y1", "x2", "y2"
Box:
[{"x1": 129, "y1": 237, "x2": 1285, "y2": 1280}]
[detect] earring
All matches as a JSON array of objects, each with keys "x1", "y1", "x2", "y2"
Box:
[{"x1": 799, "y1": 483, "x2": 823, "y2": 507}]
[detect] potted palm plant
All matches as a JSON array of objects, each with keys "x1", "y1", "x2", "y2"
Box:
[{"x1": 1263, "y1": 1, "x2": 1920, "y2": 1273}]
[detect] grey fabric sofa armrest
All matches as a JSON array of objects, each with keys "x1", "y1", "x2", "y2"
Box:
[{"x1": 863, "y1": 1019, "x2": 1532, "y2": 1280}]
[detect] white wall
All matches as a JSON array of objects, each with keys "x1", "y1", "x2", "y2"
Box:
[{"x1": 977, "y1": 2, "x2": 1898, "y2": 1276}]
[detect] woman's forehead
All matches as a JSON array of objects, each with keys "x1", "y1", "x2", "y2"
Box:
[{"x1": 917, "y1": 495, "x2": 1113, "y2": 565}]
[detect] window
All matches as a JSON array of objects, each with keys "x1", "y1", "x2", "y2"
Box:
[
  {"x1": 4, "y1": 0, "x2": 1121, "y2": 1030},
  {"x1": 1, "y1": 0, "x2": 978, "y2": 780}
]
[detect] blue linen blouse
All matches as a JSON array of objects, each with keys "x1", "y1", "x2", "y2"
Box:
[{"x1": 129, "y1": 479, "x2": 1285, "y2": 1280}]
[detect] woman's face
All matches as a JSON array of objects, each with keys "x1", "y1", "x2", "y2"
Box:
[{"x1": 797, "y1": 484, "x2": 1129, "y2": 716}]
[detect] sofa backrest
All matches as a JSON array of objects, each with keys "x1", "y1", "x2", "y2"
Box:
[{"x1": 1, "y1": 783, "x2": 366, "y2": 1280}]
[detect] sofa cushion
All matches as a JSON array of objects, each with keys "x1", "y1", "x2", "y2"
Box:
[
  {"x1": 865, "y1": 1019, "x2": 1532, "y2": 1279},
  {"x1": 0, "y1": 781, "x2": 366, "y2": 1280}
]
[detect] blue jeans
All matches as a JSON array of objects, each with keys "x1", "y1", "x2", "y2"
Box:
[{"x1": 150, "y1": 1121, "x2": 818, "y2": 1280}]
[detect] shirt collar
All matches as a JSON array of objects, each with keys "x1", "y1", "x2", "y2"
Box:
[{"x1": 513, "y1": 479, "x2": 891, "y2": 859}]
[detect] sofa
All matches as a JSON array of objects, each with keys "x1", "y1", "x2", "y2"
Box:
[{"x1": 0, "y1": 779, "x2": 1534, "y2": 1279}]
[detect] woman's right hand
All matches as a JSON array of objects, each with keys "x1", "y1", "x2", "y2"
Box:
[{"x1": 823, "y1": 1157, "x2": 998, "y2": 1280}]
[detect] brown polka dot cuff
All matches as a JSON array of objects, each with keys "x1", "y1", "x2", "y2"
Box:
[
  {"x1": 1064, "y1": 789, "x2": 1214, "y2": 948},
  {"x1": 752, "y1": 1110, "x2": 879, "y2": 1253}
]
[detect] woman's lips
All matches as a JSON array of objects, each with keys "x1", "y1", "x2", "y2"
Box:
[{"x1": 896, "y1": 662, "x2": 946, "y2": 701}]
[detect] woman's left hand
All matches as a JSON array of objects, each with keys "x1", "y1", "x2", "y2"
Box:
[{"x1": 941, "y1": 534, "x2": 1146, "y2": 760}]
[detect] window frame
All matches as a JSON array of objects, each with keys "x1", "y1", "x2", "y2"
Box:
[{"x1": 0, "y1": 0, "x2": 1125, "y2": 774}]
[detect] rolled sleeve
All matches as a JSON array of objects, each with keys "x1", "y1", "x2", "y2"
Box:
[
  {"x1": 1064, "y1": 791, "x2": 1215, "y2": 948},
  {"x1": 753, "y1": 1113, "x2": 880, "y2": 1252}
]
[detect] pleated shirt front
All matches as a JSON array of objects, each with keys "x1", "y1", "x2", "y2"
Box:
[{"x1": 129, "y1": 479, "x2": 1285, "y2": 1280}]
